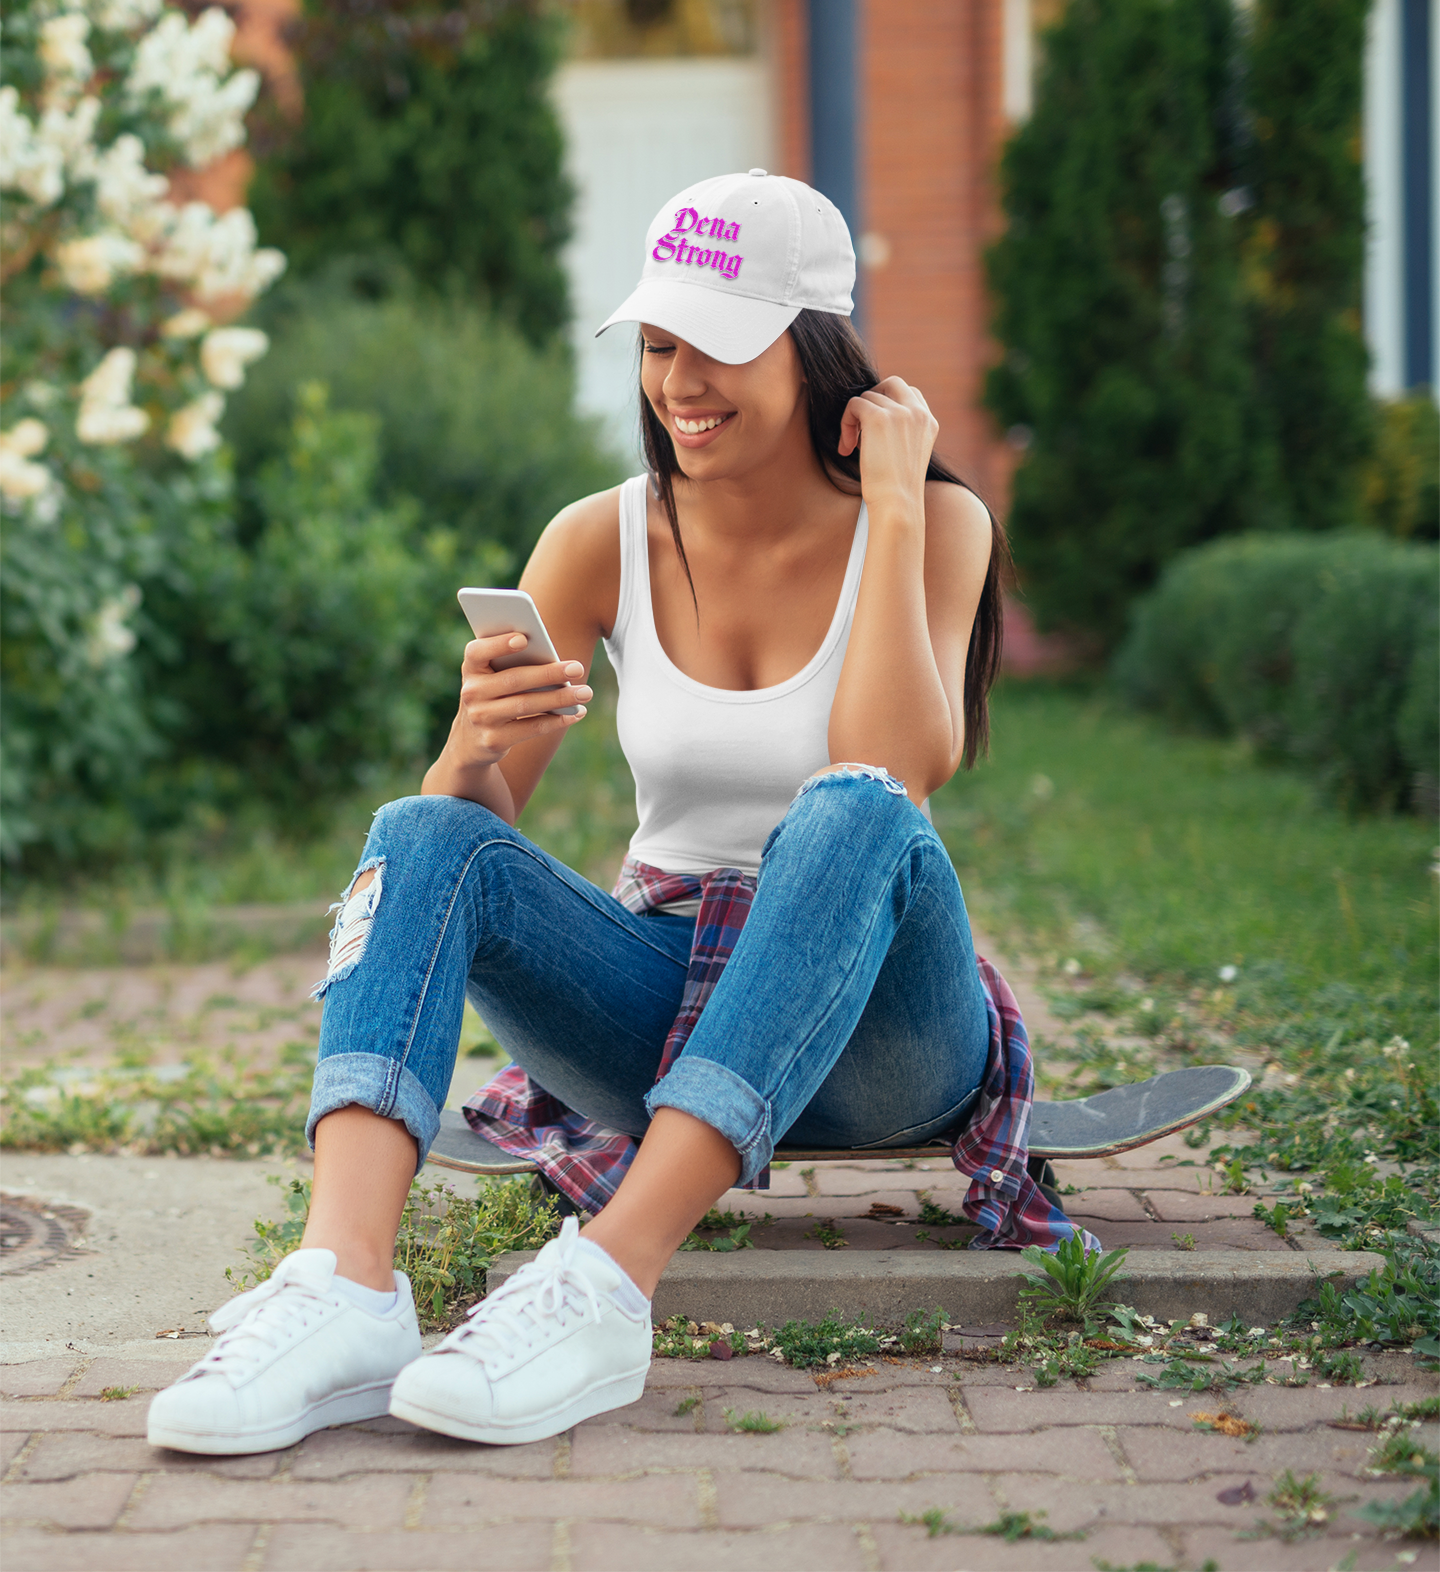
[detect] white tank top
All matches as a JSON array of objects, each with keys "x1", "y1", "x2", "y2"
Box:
[{"x1": 604, "y1": 474, "x2": 868, "y2": 881}]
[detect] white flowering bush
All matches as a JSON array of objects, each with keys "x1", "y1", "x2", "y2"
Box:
[{"x1": 1, "y1": 0, "x2": 284, "y2": 861}]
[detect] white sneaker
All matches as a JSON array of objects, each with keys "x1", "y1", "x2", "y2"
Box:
[
  {"x1": 146, "y1": 1249, "x2": 421, "y2": 1455},
  {"x1": 389, "y1": 1217, "x2": 650, "y2": 1445}
]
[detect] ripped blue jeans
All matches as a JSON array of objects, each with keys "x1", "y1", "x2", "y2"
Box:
[{"x1": 308, "y1": 769, "x2": 991, "y2": 1184}]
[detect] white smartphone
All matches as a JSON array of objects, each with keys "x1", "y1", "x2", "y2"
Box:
[{"x1": 456, "y1": 587, "x2": 582, "y2": 716}]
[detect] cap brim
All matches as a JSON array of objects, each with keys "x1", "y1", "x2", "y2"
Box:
[{"x1": 596, "y1": 278, "x2": 801, "y2": 365}]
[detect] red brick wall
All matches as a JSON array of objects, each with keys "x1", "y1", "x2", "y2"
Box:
[
  {"x1": 858, "y1": 0, "x2": 1012, "y2": 507},
  {"x1": 769, "y1": 0, "x2": 810, "y2": 182}
]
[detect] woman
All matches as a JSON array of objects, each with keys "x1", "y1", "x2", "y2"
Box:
[{"x1": 147, "y1": 171, "x2": 1018, "y2": 1457}]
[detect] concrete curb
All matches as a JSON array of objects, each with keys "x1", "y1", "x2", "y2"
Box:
[{"x1": 489, "y1": 1248, "x2": 1386, "y2": 1327}]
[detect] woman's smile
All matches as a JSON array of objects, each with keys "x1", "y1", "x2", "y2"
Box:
[{"x1": 669, "y1": 408, "x2": 736, "y2": 447}]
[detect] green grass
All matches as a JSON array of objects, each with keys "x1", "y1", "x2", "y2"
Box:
[
  {"x1": 932, "y1": 680, "x2": 1436, "y2": 1057},
  {"x1": 932, "y1": 680, "x2": 1438, "y2": 1256}
]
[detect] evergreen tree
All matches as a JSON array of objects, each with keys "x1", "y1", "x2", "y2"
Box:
[
  {"x1": 249, "y1": 0, "x2": 572, "y2": 348},
  {"x1": 1243, "y1": 0, "x2": 1372, "y2": 533},
  {"x1": 985, "y1": 0, "x2": 1260, "y2": 645}
]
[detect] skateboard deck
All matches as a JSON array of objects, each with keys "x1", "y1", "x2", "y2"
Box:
[{"x1": 425, "y1": 1064, "x2": 1251, "y2": 1177}]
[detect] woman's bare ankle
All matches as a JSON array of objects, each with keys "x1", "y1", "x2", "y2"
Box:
[{"x1": 296, "y1": 1231, "x2": 397, "y2": 1292}]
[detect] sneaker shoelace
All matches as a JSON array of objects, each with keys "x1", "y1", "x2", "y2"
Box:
[
  {"x1": 440, "y1": 1218, "x2": 602, "y2": 1370},
  {"x1": 185, "y1": 1260, "x2": 339, "y2": 1383}
]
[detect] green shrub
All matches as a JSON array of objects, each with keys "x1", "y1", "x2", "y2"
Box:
[
  {"x1": 248, "y1": 0, "x2": 571, "y2": 348},
  {"x1": 156, "y1": 382, "x2": 507, "y2": 814},
  {"x1": 1287, "y1": 546, "x2": 1439, "y2": 808},
  {"x1": 225, "y1": 274, "x2": 623, "y2": 566},
  {"x1": 1364, "y1": 392, "x2": 1440, "y2": 540},
  {"x1": 1115, "y1": 532, "x2": 1439, "y2": 810},
  {"x1": 984, "y1": 0, "x2": 1261, "y2": 646}
]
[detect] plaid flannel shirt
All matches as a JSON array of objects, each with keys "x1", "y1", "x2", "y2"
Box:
[{"x1": 464, "y1": 856, "x2": 1098, "y2": 1252}]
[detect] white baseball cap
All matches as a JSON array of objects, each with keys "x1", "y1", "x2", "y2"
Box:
[{"x1": 596, "y1": 169, "x2": 856, "y2": 365}]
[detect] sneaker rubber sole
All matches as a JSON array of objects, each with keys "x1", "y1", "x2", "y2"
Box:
[
  {"x1": 389, "y1": 1363, "x2": 648, "y2": 1446},
  {"x1": 147, "y1": 1378, "x2": 396, "y2": 1455}
]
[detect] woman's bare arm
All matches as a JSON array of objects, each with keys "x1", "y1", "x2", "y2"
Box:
[
  {"x1": 420, "y1": 487, "x2": 622, "y2": 821},
  {"x1": 827, "y1": 378, "x2": 992, "y2": 801}
]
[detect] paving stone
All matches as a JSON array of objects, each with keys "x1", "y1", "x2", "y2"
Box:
[
  {"x1": 0, "y1": 1359, "x2": 79, "y2": 1397},
  {"x1": 128, "y1": 1472, "x2": 414, "y2": 1531},
  {"x1": 1054, "y1": 1188, "x2": 1151, "y2": 1221},
  {"x1": 1179, "y1": 1524, "x2": 1405, "y2": 1571},
  {"x1": 1234, "y1": 1381, "x2": 1440, "y2": 1429},
  {"x1": 21, "y1": 1431, "x2": 280, "y2": 1480},
  {"x1": 698, "y1": 1389, "x2": 839, "y2": 1433},
  {"x1": 424, "y1": 1472, "x2": 701, "y2": 1528},
  {"x1": 871, "y1": 1521, "x2": 1178, "y2": 1572},
  {"x1": 568, "y1": 1423, "x2": 843, "y2": 1478},
  {"x1": 1, "y1": 1471, "x2": 138, "y2": 1529},
  {"x1": 813, "y1": 1167, "x2": 949, "y2": 1198},
  {"x1": 963, "y1": 1386, "x2": 1203, "y2": 1431},
  {"x1": 1, "y1": 1429, "x2": 30, "y2": 1469},
  {"x1": 820, "y1": 1364, "x2": 956, "y2": 1390},
  {"x1": 996, "y1": 1473, "x2": 1225, "y2": 1533},
  {"x1": 1072, "y1": 1218, "x2": 1291, "y2": 1251},
  {"x1": 827, "y1": 1388, "x2": 961, "y2": 1434},
  {"x1": 70, "y1": 1358, "x2": 195, "y2": 1397},
  {"x1": 261, "y1": 1525, "x2": 550, "y2": 1571},
  {"x1": 711, "y1": 1469, "x2": 993, "y2": 1527},
  {"x1": 3, "y1": 1525, "x2": 255, "y2": 1571},
  {"x1": 682, "y1": 1362, "x2": 819, "y2": 1396},
  {"x1": 0, "y1": 1399, "x2": 148, "y2": 1436},
  {"x1": 1147, "y1": 1189, "x2": 1279, "y2": 1221},
  {"x1": 1112, "y1": 1423, "x2": 1378, "y2": 1481},
  {"x1": 569, "y1": 1521, "x2": 869, "y2": 1571},
  {"x1": 845, "y1": 1424, "x2": 1125, "y2": 1481},
  {"x1": 286, "y1": 1427, "x2": 555, "y2": 1479},
  {"x1": 584, "y1": 1395, "x2": 704, "y2": 1433},
  {"x1": 722, "y1": 1167, "x2": 810, "y2": 1199}
]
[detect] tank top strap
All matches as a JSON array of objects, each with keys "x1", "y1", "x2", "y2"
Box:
[{"x1": 609, "y1": 475, "x2": 651, "y2": 655}]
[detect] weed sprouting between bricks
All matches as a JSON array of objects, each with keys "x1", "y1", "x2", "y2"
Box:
[
  {"x1": 899, "y1": 1507, "x2": 1084, "y2": 1543},
  {"x1": 1018, "y1": 1232, "x2": 1130, "y2": 1320}
]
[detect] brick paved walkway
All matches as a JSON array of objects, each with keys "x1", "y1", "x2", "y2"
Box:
[{"x1": 3, "y1": 1346, "x2": 1435, "y2": 1570}]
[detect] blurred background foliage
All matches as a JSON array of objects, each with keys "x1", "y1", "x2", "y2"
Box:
[
  {"x1": 247, "y1": 0, "x2": 573, "y2": 347},
  {"x1": 4, "y1": 0, "x2": 622, "y2": 881},
  {"x1": 987, "y1": 0, "x2": 1435, "y2": 643}
]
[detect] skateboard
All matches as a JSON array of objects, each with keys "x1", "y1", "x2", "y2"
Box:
[{"x1": 425, "y1": 1064, "x2": 1252, "y2": 1178}]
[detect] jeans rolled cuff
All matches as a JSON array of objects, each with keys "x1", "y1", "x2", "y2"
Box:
[
  {"x1": 645, "y1": 1056, "x2": 773, "y2": 1187},
  {"x1": 307, "y1": 1052, "x2": 440, "y2": 1174}
]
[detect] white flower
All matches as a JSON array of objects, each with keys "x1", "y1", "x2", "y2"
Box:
[
  {"x1": 37, "y1": 96, "x2": 102, "y2": 174},
  {"x1": 90, "y1": 0, "x2": 164, "y2": 32},
  {"x1": 40, "y1": 14, "x2": 94, "y2": 108},
  {"x1": 166, "y1": 391, "x2": 224, "y2": 459},
  {"x1": 55, "y1": 231, "x2": 144, "y2": 294},
  {"x1": 77, "y1": 346, "x2": 150, "y2": 444},
  {"x1": 1217, "y1": 964, "x2": 1238, "y2": 983},
  {"x1": 86, "y1": 584, "x2": 141, "y2": 666},
  {"x1": 127, "y1": 9, "x2": 259, "y2": 166},
  {"x1": 0, "y1": 87, "x2": 65, "y2": 206},
  {"x1": 90, "y1": 133, "x2": 168, "y2": 226},
  {"x1": 0, "y1": 419, "x2": 54, "y2": 500},
  {"x1": 1, "y1": 419, "x2": 49, "y2": 460},
  {"x1": 154, "y1": 202, "x2": 285, "y2": 301},
  {"x1": 200, "y1": 326, "x2": 268, "y2": 389},
  {"x1": 160, "y1": 307, "x2": 211, "y2": 339}
]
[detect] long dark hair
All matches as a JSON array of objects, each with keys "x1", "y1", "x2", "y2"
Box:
[{"x1": 637, "y1": 309, "x2": 1011, "y2": 768}]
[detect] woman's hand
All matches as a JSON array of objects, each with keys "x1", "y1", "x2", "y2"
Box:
[
  {"x1": 451, "y1": 632, "x2": 591, "y2": 770},
  {"x1": 837, "y1": 376, "x2": 939, "y2": 519}
]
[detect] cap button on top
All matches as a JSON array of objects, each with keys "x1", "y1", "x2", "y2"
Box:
[{"x1": 748, "y1": 168, "x2": 768, "y2": 177}]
